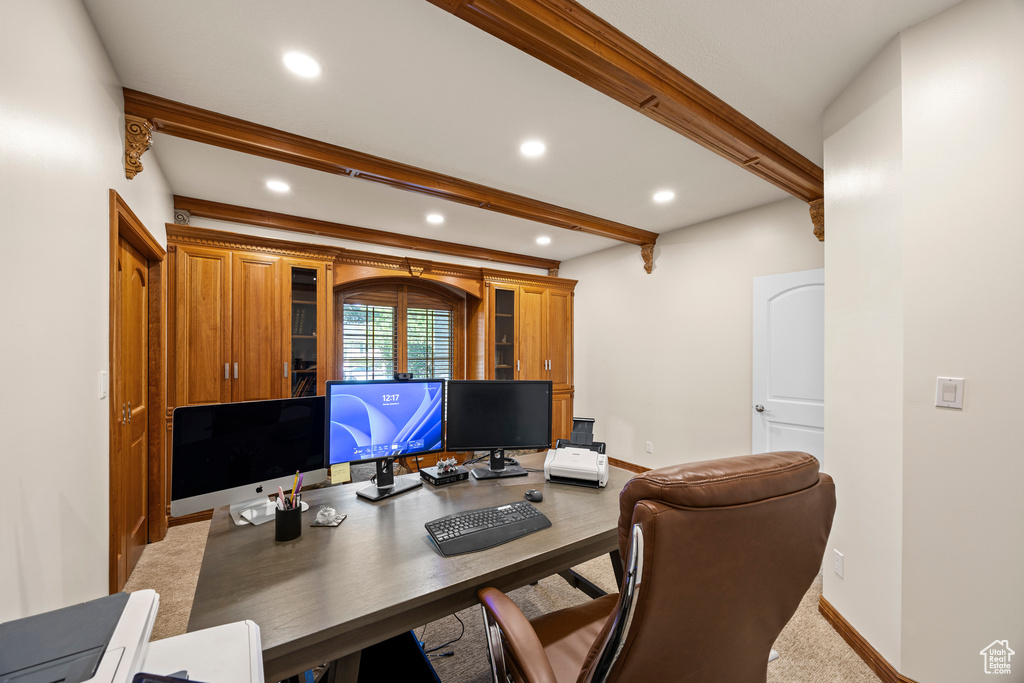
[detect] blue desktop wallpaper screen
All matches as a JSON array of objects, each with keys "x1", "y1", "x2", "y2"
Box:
[{"x1": 326, "y1": 380, "x2": 444, "y2": 465}]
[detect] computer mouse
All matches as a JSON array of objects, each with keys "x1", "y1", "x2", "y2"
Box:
[{"x1": 524, "y1": 489, "x2": 543, "y2": 502}]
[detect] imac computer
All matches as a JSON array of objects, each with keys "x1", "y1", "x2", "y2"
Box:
[
  {"x1": 445, "y1": 380, "x2": 553, "y2": 479},
  {"x1": 325, "y1": 378, "x2": 445, "y2": 501},
  {"x1": 171, "y1": 396, "x2": 328, "y2": 525}
]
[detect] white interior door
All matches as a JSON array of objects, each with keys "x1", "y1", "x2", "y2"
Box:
[{"x1": 752, "y1": 269, "x2": 825, "y2": 470}]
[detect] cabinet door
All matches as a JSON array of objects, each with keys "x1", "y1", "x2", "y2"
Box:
[
  {"x1": 518, "y1": 286, "x2": 547, "y2": 379},
  {"x1": 282, "y1": 260, "x2": 328, "y2": 397},
  {"x1": 232, "y1": 252, "x2": 282, "y2": 402},
  {"x1": 175, "y1": 245, "x2": 232, "y2": 405},
  {"x1": 491, "y1": 285, "x2": 517, "y2": 380},
  {"x1": 546, "y1": 289, "x2": 573, "y2": 390},
  {"x1": 551, "y1": 390, "x2": 574, "y2": 446}
]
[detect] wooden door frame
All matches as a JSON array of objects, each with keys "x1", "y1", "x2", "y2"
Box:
[{"x1": 109, "y1": 189, "x2": 167, "y2": 593}]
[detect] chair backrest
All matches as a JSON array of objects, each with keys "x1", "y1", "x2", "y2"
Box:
[{"x1": 579, "y1": 451, "x2": 836, "y2": 683}]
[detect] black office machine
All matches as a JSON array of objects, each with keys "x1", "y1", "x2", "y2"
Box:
[{"x1": 544, "y1": 417, "x2": 609, "y2": 488}]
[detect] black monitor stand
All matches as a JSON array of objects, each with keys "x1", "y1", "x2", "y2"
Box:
[
  {"x1": 471, "y1": 449, "x2": 528, "y2": 479},
  {"x1": 357, "y1": 457, "x2": 423, "y2": 501}
]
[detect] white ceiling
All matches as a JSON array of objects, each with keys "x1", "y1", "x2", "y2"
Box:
[{"x1": 83, "y1": 0, "x2": 961, "y2": 266}]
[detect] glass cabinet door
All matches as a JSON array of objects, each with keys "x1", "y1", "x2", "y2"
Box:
[
  {"x1": 494, "y1": 288, "x2": 515, "y2": 380},
  {"x1": 290, "y1": 267, "x2": 318, "y2": 396}
]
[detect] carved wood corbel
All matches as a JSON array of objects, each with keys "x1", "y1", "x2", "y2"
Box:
[
  {"x1": 809, "y1": 199, "x2": 825, "y2": 242},
  {"x1": 641, "y1": 243, "x2": 655, "y2": 274},
  {"x1": 125, "y1": 114, "x2": 154, "y2": 179},
  {"x1": 547, "y1": 267, "x2": 559, "y2": 277}
]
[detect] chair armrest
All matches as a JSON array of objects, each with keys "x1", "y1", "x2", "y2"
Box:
[{"x1": 478, "y1": 587, "x2": 558, "y2": 683}]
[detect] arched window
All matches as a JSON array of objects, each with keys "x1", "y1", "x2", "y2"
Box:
[{"x1": 335, "y1": 282, "x2": 460, "y2": 380}]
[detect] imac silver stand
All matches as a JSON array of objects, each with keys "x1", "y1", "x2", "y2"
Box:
[{"x1": 229, "y1": 498, "x2": 276, "y2": 526}]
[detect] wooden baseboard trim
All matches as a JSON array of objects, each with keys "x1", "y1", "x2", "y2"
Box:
[
  {"x1": 168, "y1": 510, "x2": 213, "y2": 527},
  {"x1": 608, "y1": 457, "x2": 649, "y2": 474},
  {"x1": 818, "y1": 597, "x2": 917, "y2": 683}
]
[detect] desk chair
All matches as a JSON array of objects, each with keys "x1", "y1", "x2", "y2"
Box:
[{"x1": 478, "y1": 451, "x2": 836, "y2": 683}]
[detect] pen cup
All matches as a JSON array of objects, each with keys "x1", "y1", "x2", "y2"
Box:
[{"x1": 275, "y1": 504, "x2": 302, "y2": 542}]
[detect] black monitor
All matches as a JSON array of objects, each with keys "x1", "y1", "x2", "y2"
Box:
[
  {"x1": 445, "y1": 380, "x2": 553, "y2": 479},
  {"x1": 325, "y1": 378, "x2": 445, "y2": 500},
  {"x1": 171, "y1": 396, "x2": 327, "y2": 525}
]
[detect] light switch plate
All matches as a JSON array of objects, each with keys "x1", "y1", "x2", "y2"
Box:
[{"x1": 935, "y1": 377, "x2": 964, "y2": 409}]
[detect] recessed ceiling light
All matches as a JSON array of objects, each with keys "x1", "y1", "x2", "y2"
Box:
[
  {"x1": 536, "y1": 236, "x2": 551, "y2": 245},
  {"x1": 653, "y1": 189, "x2": 676, "y2": 203},
  {"x1": 283, "y1": 51, "x2": 322, "y2": 78},
  {"x1": 426, "y1": 213, "x2": 445, "y2": 225},
  {"x1": 266, "y1": 179, "x2": 291, "y2": 193},
  {"x1": 520, "y1": 140, "x2": 546, "y2": 158}
]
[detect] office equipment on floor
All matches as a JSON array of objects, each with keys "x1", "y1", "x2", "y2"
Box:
[
  {"x1": 170, "y1": 396, "x2": 327, "y2": 524},
  {"x1": 424, "y1": 500, "x2": 551, "y2": 556},
  {"x1": 140, "y1": 621, "x2": 262, "y2": 683},
  {"x1": 477, "y1": 451, "x2": 836, "y2": 683},
  {"x1": 325, "y1": 378, "x2": 444, "y2": 501},
  {"x1": 187, "y1": 451, "x2": 631, "y2": 683},
  {"x1": 0, "y1": 591, "x2": 157, "y2": 683},
  {"x1": 445, "y1": 380, "x2": 552, "y2": 479}
]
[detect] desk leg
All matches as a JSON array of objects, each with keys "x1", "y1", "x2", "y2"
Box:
[
  {"x1": 609, "y1": 549, "x2": 624, "y2": 589},
  {"x1": 325, "y1": 652, "x2": 361, "y2": 683},
  {"x1": 557, "y1": 569, "x2": 608, "y2": 599}
]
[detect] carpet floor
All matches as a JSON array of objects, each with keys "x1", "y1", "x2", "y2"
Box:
[{"x1": 125, "y1": 521, "x2": 879, "y2": 682}]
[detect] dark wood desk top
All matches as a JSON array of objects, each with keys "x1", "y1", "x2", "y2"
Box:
[{"x1": 188, "y1": 452, "x2": 632, "y2": 682}]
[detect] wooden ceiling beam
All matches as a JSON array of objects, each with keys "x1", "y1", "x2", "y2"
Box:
[
  {"x1": 424, "y1": 0, "x2": 824, "y2": 205},
  {"x1": 173, "y1": 196, "x2": 562, "y2": 273},
  {"x1": 125, "y1": 89, "x2": 658, "y2": 247}
]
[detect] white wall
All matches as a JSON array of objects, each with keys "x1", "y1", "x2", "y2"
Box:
[
  {"x1": 0, "y1": 0, "x2": 172, "y2": 620},
  {"x1": 899, "y1": 1, "x2": 1024, "y2": 680},
  {"x1": 560, "y1": 198, "x2": 823, "y2": 468},
  {"x1": 822, "y1": 36, "x2": 906, "y2": 669},
  {"x1": 823, "y1": 0, "x2": 1024, "y2": 679}
]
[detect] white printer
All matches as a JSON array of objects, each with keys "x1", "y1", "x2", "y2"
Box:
[{"x1": 543, "y1": 417, "x2": 609, "y2": 488}]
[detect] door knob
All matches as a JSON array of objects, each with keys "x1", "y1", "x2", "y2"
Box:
[{"x1": 754, "y1": 404, "x2": 765, "y2": 412}]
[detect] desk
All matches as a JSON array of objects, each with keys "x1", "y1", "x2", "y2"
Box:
[{"x1": 188, "y1": 452, "x2": 632, "y2": 682}]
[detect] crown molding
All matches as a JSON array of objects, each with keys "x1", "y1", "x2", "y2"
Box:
[
  {"x1": 173, "y1": 195, "x2": 559, "y2": 272},
  {"x1": 124, "y1": 88, "x2": 658, "y2": 247}
]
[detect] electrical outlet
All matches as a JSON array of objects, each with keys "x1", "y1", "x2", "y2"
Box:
[
  {"x1": 645, "y1": 441, "x2": 653, "y2": 454},
  {"x1": 833, "y1": 549, "x2": 844, "y2": 578}
]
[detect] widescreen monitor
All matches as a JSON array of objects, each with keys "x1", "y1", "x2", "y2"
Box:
[
  {"x1": 445, "y1": 380, "x2": 552, "y2": 479},
  {"x1": 325, "y1": 378, "x2": 445, "y2": 500},
  {"x1": 170, "y1": 395, "x2": 327, "y2": 524}
]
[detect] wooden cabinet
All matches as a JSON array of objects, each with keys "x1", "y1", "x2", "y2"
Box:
[
  {"x1": 231, "y1": 251, "x2": 282, "y2": 402},
  {"x1": 283, "y1": 260, "x2": 329, "y2": 397},
  {"x1": 482, "y1": 277, "x2": 575, "y2": 445},
  {"x1": 168, "y1": 229, "x2": 334, "y2": 409},
  {"x1": 488, "y1": 282, "x2": 573, "y2": 391}
]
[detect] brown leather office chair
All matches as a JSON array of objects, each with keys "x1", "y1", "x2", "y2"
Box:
[{"x1": 478, "y1": 451, "x2": 836, "y2": 683}]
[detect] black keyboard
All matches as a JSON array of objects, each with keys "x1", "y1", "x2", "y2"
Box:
[{"x1": 425, "y1": 501, "x2": 551, "y2": 556}]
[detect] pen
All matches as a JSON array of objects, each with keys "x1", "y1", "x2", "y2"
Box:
[
  {"x1": 277, "y1": 486, "x2": 286, "y2": 510},
  {"x1": 294, "y1": 472, "x2": 304, "y2": 506}
]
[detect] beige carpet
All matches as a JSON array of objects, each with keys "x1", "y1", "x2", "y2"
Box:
[{"x1": 125, "y1": 523, "x2": 879, "y2": 682}]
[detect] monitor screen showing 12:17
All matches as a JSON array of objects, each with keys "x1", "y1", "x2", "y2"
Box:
[{"x1": 326, "y1": 380, "x2": 444, "y2": 465}]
